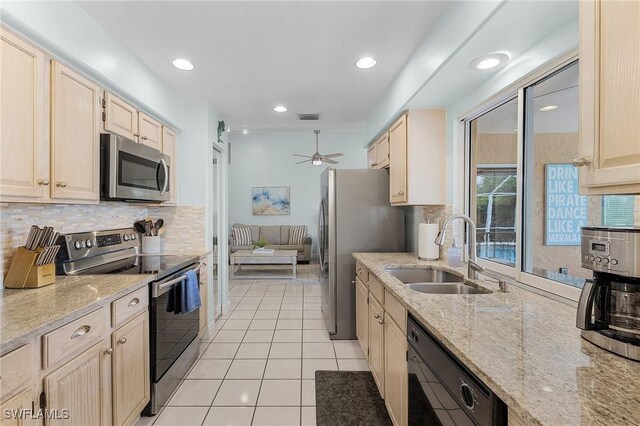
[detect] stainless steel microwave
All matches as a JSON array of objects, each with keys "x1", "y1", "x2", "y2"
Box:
[{"x1": 100, "y1": 133, "x2": 170, "y2": 202}]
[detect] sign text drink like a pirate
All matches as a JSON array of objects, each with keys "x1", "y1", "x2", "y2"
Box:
[{"x1": 545, "y1": 164, "x2": 588, "y2": 246}]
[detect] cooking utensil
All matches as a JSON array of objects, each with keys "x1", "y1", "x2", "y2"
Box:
[
  {"x1": 154, "y1": 219, "x2": 163, "y2": 236},
  {"x1": 134, "y1": 221, "x2": 147, "y2": 235},
  {"x1": 157, "y1": 226, "x2": 166, "y2": 236}
]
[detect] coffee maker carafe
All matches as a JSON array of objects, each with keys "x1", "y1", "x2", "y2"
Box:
[{"x1": 576, "y1": 226, "x2": 640, "y2": 361}]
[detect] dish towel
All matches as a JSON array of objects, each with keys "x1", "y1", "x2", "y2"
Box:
[{"x1": 181, "y1": 269, "x2": 201, "y2": 314}]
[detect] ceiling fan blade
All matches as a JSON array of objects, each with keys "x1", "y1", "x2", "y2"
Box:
[
  {"x1": 293, "y1": 154, "x2": 313, "y2": 158},
  {"x1": 322, "y1": 153, "x2": 343, "y2": 158},
  {"x1": 323, "y1": 158, "x2": 339, "y2": 164},
  {"x1": 296, "y1": 159, "x2": 313, "y2": 164}
]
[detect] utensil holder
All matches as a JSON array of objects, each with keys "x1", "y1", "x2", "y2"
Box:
[
  {"x1": 141, "y1": 236, "x2": 162, "y2": 254},
  {"x1": 4, "y1": 247, "x2": 56, "y2": 289}
]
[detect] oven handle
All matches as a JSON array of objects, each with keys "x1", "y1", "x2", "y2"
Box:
[
  {"x1": 159, "y1": 158, "x2": 169, "y2": 196},
  {"x1": 153, "y1": 267, "x2": 200, "y2": 297}
]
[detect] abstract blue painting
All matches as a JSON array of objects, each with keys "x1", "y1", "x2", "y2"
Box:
[{"x1": 252, "y1": 187, "x2": 290, "y2": 215}]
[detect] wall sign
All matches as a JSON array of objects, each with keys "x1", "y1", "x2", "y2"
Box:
[{"x1": 545, "y1": 164, "x2": 588, "y2": 246}]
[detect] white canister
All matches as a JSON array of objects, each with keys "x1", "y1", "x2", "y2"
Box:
[
  {"x1": 418, "y1": 222, "x2": 440, "y2": 260},
  {"x1": 141, "y1": 236, "x2": 162, "y2": 254}
]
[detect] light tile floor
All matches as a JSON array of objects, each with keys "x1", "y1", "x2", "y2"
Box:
[{"x1": 137, "y1": 276, "x2": 367, "y2": 426}]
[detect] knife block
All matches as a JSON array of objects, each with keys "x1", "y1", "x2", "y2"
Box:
[{"x1": 4, "y1": 246, "x2": 56, "y2": 289}]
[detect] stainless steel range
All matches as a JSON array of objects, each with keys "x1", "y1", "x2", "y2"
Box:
[{"x1": 56, "y1": 228, "x2": 201, "y2": 415}]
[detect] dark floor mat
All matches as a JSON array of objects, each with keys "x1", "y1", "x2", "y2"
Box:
[{"x1": 315, "y1": 370, "x2": 392, "y2": 426}]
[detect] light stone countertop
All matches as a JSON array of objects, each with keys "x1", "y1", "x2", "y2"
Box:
[
  {"x1": 353, "y1": 252, "x2": 640, "y2": 426},
  {"x1": 0, "y1": 249, "x2": 211, "y2": 355}
]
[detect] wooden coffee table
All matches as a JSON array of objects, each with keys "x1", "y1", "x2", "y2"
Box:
[{"x1": 230, "y1": 250, "x2": 297, "y2": 279}]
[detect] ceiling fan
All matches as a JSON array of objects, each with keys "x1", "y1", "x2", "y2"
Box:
[{"x1": 293, "y1": 130, "x2": 343, "y2": 166}]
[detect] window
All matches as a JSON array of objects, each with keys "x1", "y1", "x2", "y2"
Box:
[{"x1": 466, "y1": 59, "x2": 638, "y2": 300}]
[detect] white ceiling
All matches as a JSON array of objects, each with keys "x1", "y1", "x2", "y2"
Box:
[{"x1": 79, "y1": 1, "x2": 449, "y2": 131}]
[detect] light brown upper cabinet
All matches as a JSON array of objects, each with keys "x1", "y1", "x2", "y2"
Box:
[
  {"x1": 162, "y1": 126, "x2": 177, "y2": 204},
  {"x1": 51, "y1": 61, "x2": 101, "y2": 201},
  {"x1": 0, "y1": 28, "x2": 48, "y2": 200},
  {"x1": 368, "y1": 133, "x2": 390, "y2": 169},
  {"x1": 578, "y1": 0, "x2": 640, "y2": 194},
  {"x1": 103, "y1": 92, "x2": 139, "y2": 141},
  {"x1": 368, "y1": 144, "x2": 377, "y2": 169},
  {"x1": 388, "y1": 109, "x2": 446, "y2": 205},
  {"x1": 138, "y1": 112, "x2": 162, "y2": 151}
]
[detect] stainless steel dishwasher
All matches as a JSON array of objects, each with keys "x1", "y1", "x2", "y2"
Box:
[{"x1": 407, "y1": 315, "x2": 507, "y2": 425}]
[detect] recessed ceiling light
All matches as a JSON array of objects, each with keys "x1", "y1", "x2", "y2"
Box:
[
  {"x1": 242, "y1": 129, "x2": 248, "y2": 134},
  {"x1": 539, "y1": 105, "x2": 558, "y2": 111},
  {"x1": 274, "y1": 105, "x2": 288, "y2": 113},
  {"x1": 172, "y1": 58, "x2": 194, "y2": 71},
  {"x1": 469, "y1": 53, "x2": 509, "y2": 70},
  {"x1": 356, "y1": 57, "x2": 377, "y2": 69}
]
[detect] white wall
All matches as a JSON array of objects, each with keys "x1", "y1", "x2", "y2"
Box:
[
  {"x1": 0, "y1": 1, "x2": 184, "y2": 128},
  {"x1": 228, "y1": 130, "x2": 366, "y2": 253}
]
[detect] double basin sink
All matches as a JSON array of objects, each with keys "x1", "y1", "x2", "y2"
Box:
[{"x1": 386, "y1": 268, "x2": 490, "y2": 295}]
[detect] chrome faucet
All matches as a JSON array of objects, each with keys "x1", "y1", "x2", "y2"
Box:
[{"x1": 434, "y1": 213, "x2": 485, "y2": 280}]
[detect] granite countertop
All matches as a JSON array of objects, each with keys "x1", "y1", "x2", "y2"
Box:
[
  {"x1": 0, "y1": 249, "x2": 211, "y2": 355},
  {"x1": 353, "y1": 252, "x2": 640, "y2": 426},
  {"x1": 0, "y1": 274, "x2": 152, "y2": 355}
]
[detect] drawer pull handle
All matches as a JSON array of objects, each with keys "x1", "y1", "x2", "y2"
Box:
[
  {"x1": 133, "y1": 133, "x2": 140, "y2": 138},
  {"x1": 38, "y1": 179, "x2": 49, "y2": 186},
  {"x1": 104, "y1": 348, "x2": 113, "y2": 355},
  {"x1": 398, "y1": 190, "x2": 404, "y2": 196},
  {"x1": 374, "y1": 313, "x2": 381, "y2": 319},
  {"x1": 71, "y1": 325, "x2": 91, "y2": 339},
  {"x1": 56, "y1": 181, "x2": 67, "y2": 188},
  {"x1": 571, "y1": 156, "x2": 592, "y2": 167},
  {"x1": 141, "y1": 136, "x2": 148, "y2": 140},
  {"x1": 128, "y1": 297, "x2": 140, "y2": 306},
  {"x1": 357, "y1": 268, "x2": 362, "y2": 274},
  {"x1": 378, "y1": 318, "x2": 385, "y2": 325},
  {"x1": 117, "y1": 337, "x2": 127, "y2": 344}
]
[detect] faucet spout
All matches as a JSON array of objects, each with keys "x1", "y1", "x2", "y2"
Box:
[{"x1": 434, "y1": 213, "x2": 483, "y2": 279}]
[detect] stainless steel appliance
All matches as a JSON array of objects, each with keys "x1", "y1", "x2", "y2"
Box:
[
  {"x1": 576, "y1": 226, "x2": 640, "y2": 361},
  {"x1": 407, "y1": 315, "x2": 507, "y2": 426},
  {"x1": 100, "y1": 133, "x2": 171, "y2": 202},
  {"x1": 55, "y1": 228, "x2": 200, "y2": 415},
  {"x1": 319, "y1": 168, "x2": 405, "y2": 339}
]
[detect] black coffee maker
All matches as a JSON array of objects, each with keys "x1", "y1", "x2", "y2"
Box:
[{"x1": 576, "y1": 226, "x2": 640, "y2": 361}]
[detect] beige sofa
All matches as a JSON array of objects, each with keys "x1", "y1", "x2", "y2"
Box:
[{"x1": 230, "y1": 224, "x2": 312, "y2": 263}]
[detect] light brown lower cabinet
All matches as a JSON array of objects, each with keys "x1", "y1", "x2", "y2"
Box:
[
  {"x1": 43, "y1": 342, "x2": 109, "y2": 426},
  {"x1": 0, "y1": 389, "x2": 36, "y2": 426},
  {"x1": 355, "y1": 277, "x2": 369, "y2": 359},
  {"x1": 384, "y1": 318, "x2": 407, "y2": 426},
  {"x1": 368, "y1": 295, "x2": 385, "y2": 399},
  {"x1": 112, "y1": 313, "x2": 150, "y2": 426}
]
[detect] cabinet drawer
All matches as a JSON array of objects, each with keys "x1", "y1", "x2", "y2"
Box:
[
  {"x1": 356, "y1": 262, "x2": 368, "y2": 283},
  {"x1": 42, "y1": 308, "x2": 106, "y2": 370},
  {"x1": 384, "y1": 289, "x2": 406, "y2": 333},
  {"x1": 112, "y1": 286, "x2": 149, "y2": 328},
  {"x1": 0, "y1": 344, "x2": 32, "y2": 402},
  {"x1": 368, "y1": 275, "x2": 384, "y2": 305}
]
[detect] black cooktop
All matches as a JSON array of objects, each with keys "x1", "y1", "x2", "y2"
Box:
[{"x1": 77, "y1": 254, "x2": 198, "y2": 280}]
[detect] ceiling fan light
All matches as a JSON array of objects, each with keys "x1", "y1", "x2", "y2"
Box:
[{"x1": 312, "y1": 159, "x2": 323, "y2": 166}]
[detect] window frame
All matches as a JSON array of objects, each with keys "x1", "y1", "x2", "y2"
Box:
[{"x1": 462, "y1": 51, "x2": 582, "y2": 302}]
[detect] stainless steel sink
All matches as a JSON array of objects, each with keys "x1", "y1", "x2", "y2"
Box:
[
  {"x1": 386, "y1": 268, "x2": 464, "y2": 284},
  {"x1": 405, "y1": 283, "x2": 489, "y2": 295},
  {"x1": 386, "y1": 268, "x2": 490, "y2": 295}
]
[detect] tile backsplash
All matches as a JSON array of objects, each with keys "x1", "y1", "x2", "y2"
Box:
[{"x1": 1, "y1": 202, "x2": 205, "y2": 280}]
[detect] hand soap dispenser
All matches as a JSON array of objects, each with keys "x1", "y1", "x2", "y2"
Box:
[{"x1": 447, "y1": 238, "x2": 462, "y2": 267}]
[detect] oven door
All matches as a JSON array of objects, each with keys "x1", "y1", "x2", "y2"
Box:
[
  {"x1": 101, "y1": 133, "x2": 170, "y2": 202},
  {"x1": 150, "y1": 266, "x2": 200, "y2": 383}
]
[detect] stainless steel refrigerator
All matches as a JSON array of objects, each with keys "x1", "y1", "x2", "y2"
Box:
[{"x1": 319, "y1": 168, "x2": 405, "y2": 340}]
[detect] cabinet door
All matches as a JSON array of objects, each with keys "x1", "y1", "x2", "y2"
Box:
[
  {"x1": 389, "y1": 115, "x2": 408, "y2": 204},
  {"x1": 50, "y1": 61, "x2": 100, "y2": 201},
  {"x1": 104, "y1": 92, "x2": 138, "y2": 141},
  {"x1": 0, "y1": 388, "x2": 35, "y2": 426},
  {"x1": 368, "y1": 296, "x2": 385, "y2": 398},
  {"x1": 355, "y1": 277, "x2": 369, "y2": 361},
  {"x1": 43, "y1": 342, "x2": 108, "y2": 426},
  {"x1": 162, "y1": 126, "x2": 177, "y2": 204},
  {"x1": 0, "y1": 29, "x2": 48, "y2": 200},
  {"x1": 367, "y1": 144, "x2": 377, "y2": 169},
  {"x1": 376, "y1": 133, "x2": 390, "y2": 169},
  {"x1": 579, "y1": 0, "x2": 640, "y2": 193},
  {"x1": 138, "y1": 112, "x2": 162, "y2": 151},
  {"x1": 112, "y1": 313, "x2": 150, "y2": 426},
  {"x1": 384, "y1": 318, "x2": 407, "y2": 426}
]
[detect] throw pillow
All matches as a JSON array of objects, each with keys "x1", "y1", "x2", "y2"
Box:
[
  {"x1": 233, "y1": 226, "x2": 252, "y2": 246},
  {"x1": 289, "y1": 225, "x2": 307, "y2": 245}
]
